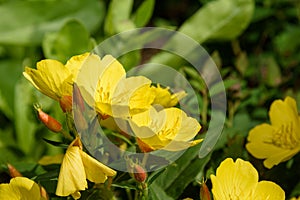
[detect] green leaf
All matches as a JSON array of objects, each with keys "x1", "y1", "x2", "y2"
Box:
[
  {"x1": 42, "y1": 20, "x2": 91, "y2": 63},
  {"x1": 132, "y1": 0, "x2": 155, "y2": 27},
  {"x1": 148, "y1": 183, "x2": 173, "y2": 200},
  {"x1": 274, "y1": 25, "x2": 300, "y2": 59},
  {"x1": 180, "y1": 0, "x2": 254, "y2": 42},
  {"x1": 149, "y1": 145, "x2": 211, "y2": 199},
  {"x1": 0, "y1": 59, "x2": 23, "y2": 119},
  {"x1": 14, "y1": 78, "x2": 37, "y2": 155},
  {"x1": 149, "y1": 0, "x2": 254, "y2": 68},
  {"x1": 0, "y1": 0, "x2": 104, "y2": 45},
  {"x1": 104, "y1": 0, "x2": 135, "y2": 35}
]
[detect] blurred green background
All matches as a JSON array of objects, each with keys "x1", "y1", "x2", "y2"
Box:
[{"x1": 0, "y1": 0, "x2": 300, "y2": 199}]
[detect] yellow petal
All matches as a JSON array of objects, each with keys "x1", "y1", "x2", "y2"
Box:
[
  {"x1": 269, "y1": 96, "x2": 299, "y2": 128},
  {"x1": 79, "y1": 150, "x2": 116, "y2": 183},
  {"x1": 156, "y1": 139, "x2": 203, "y2": 151},
  {"x1": 94, "y1": 55, "x2": 126, "y2": 116},
  {"x1": 170, "y1": 108, "x2": 201, "y2": 141},
  {"x1": 111, "y1": 76, "x2": 154, "y2": 117},
  {"x1": 75, "y1": 54, "x2": 104, "y2": 107},
  {"x1": 246, "y1": 123, "x2": 300, "y2": 168},
  {"x1": 252, "y1": 181, "x2": 285, "y2": 200},
  {"x1": 0, "y1": 177, "x2": 43, "y2": 200},
  {"x1": 263, "y1": 148, "x2": 300, "y2": 169},
  {"x1": 23, "y1": 59, "x2": 72, "y2": 101},
  {"x1": 152, "y1": 84, "x2": 187, "y2": 107},
  {"x1": 130, "y1": 107, "x2": 201, "y2": 151},
  {"x1": 56, "y1": 146, "x2": 87, "y2": 198},
  {"x1": 211, "y1": 158, "x2": 258, "y2": 200},
  {"x1": 246, "y1": 124, "x2": 283, "y2": 158},
  {"x1": 65, "y1": 52, "x2": 90, "y2": 81}
]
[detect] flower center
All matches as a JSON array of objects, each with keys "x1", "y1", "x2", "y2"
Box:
[
  {"x1": 272, "y1": 122, "x2": 300, "y2": 149},
  {"x1": 97, "y1": 86, "x2": 111, "y2": 102}
]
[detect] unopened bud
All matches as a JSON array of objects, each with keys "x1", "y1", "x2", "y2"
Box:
[
  {"x1": 7, "y1": 163, "x2": 22, "y2": 178},
  {"x1": 133, "y1": 164, "x2": 147, "y2": 183},
  {"x1": 35, "y1": 106, "x2": 62, "y2": 133},
  {"x1": 200, "y1": 181, "x2": 211, "y2": 200},
  {"x1": 59, "y1": 95, "x2": 72, "y2": 112},
  {"x1": 40, "y1": 185, "x2": 49, "y2": 200}
]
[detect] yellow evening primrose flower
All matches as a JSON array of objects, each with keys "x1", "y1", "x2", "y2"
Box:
[
  {"x1": 129, "y1": 106, "x2": 202, "y2": 152},
  {"x1": 0, "y1": 177, "x2": 45, "y2": 200},
  {"x1": 56, "y1": 137, "x2": 116, "y2": 199},
  {"x1": 151, "y1": 84, "x2": 187, "y2": 108},
  {"x1": 75, "y1": 54, "x2": 155, "y2": 119},
  {"x1": 210, "y1": 158, "x2": 285, "y2": 200},
  {"x1": 246, "y1": 96, "x2": 300, "y2": 169},
  {"x1": 23, "y1": 53, "x2": 89, "y2": 112}
]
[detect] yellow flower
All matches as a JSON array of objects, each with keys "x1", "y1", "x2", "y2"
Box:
[
  {"x1": 246, "y1": 96, "x2": 300, "y2": 169},
  {"x1": 75, "y1": 54, "x2": 155, "y2": 119},
  {"x1": 129, "y1": 107, "x2": 202, "y2": 152},
  {"x1": 0, "y1": 177, "x2": 45, "y2": 200},
  {"x1": 151, "y1": 84, "x2": 187, "y2": 107},
  {"x1": 23, "y1": 53, "x2": 89, "y2": 112},
  {"x1": 55, "y1": 137, "x2": 116, "y2": 199},
  {"x1": 210, "y1": 158, "x2": 285, "y2": 200}
]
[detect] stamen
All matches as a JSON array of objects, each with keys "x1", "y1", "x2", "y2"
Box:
[{"x1": 272, "y1": 122, "x2": 299, "y2": 149}]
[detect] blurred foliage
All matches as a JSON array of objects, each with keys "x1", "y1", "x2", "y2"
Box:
[{"x1": 0, "y1": 0, "x2": 300, "y2": 199}]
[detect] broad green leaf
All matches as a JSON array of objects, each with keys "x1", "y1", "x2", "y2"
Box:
[
  {"x1": 0, "y1": 59, "x2": 23, "y2": 119},
  {"x1": 132, "y1": 0, "x2": 155, "y2": 27},
  {"x1": 149, "y1": 145, "x2": 211, "y2": 199},
  {"x1": 42, "y1": 20, "x2": 91, "y2": 63},
  {"x1": 149, "y1": 0, "x2": 254, "y2": 68},
  {"x1": 148, "y1": 183, "x2": 173, "y2": 200},
  {"x1": 0, "y1": 0, "x2": 104, "y2": 45},
  {"x1": 14, "y1": 78, "x2": 37, "y2": 155},
  {"x1": 180, "y1": 0, "x2": 254, "y2": 42},
  {"x1": 0, "y1": 128, "x2": 24, "y2": 162},
  {"x1": 104, "y1": 0, "x2": 135, "y2": 35}
]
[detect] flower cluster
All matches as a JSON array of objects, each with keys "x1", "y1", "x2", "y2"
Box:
[
  {"x1": 9, "y1": 51, "x2": 296, "y2": 199},
  {"x1": 20, "y1": 52, "x2": 202, "y2": 199}
]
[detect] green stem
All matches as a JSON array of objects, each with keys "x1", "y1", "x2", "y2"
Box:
[{"x1": 60, "y1": 129, "x2": 73, "y2": 141}]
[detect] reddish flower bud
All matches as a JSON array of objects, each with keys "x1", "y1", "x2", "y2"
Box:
[
  {"x1": 7, "y1": 163, "x2": 23, "y2": 178},
  {"x1": 133, "y1": 164, "x2": 147, "y2": 183},
  {"x1": 59, "y1": 95, "x2": 72, "y2": 112},
  {"x1": 200, "y1": 181, "x2": 211, "y2": 200},
  {"x1": 40, "y1": 185, "x2": 49, "y2": 200},
  {"x1": 36, "y1": 108, "x2": 62, "y2": 133}
]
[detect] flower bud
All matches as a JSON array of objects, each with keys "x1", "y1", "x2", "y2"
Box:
[
  {"x1": 200, "y1": 181, "x2": 211, "y2": 200},
  {"x1": 40, "y1": 185, "x2": 49, "y2": 200},
  {"x1": 132, "y1": 164, "x2": 147, "y2": 183},
  {"x1": 59, "y1": 95, "x2": 72, "y2": 112},
  {"x1": 7, "y1": 163, "x2": 22, "y2": 178},
  {"x1": 36, "y1": 108, "x2": 62, "y2": 133}
]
